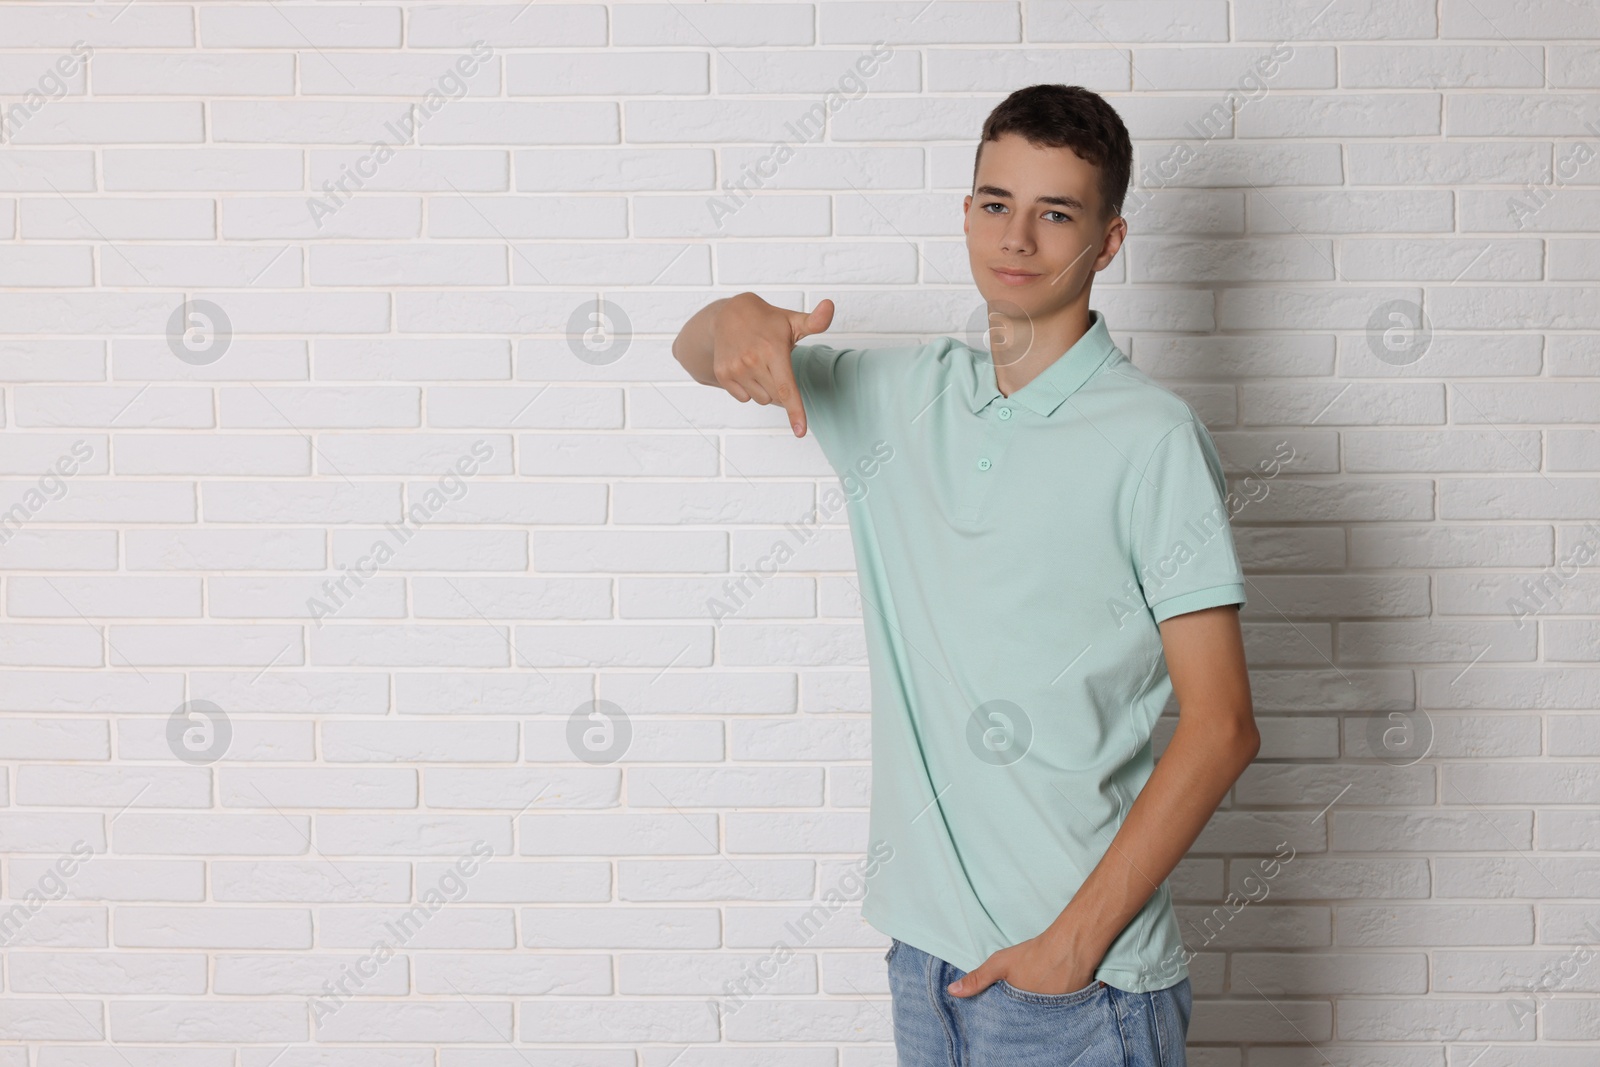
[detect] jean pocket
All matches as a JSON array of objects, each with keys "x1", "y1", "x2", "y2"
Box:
[
  {"x1": 994, "y1": 976, "x2": 1105, "y2": 1007},
  {"x1": 884, "y1": 938, "x2": 900, "y2": 964}
]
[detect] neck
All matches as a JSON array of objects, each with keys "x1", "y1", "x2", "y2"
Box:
[{"x1": 991, "y1": 304, "x2": 1093, "y2": 397}]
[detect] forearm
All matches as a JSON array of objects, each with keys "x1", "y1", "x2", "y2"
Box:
[
  {"x1": 671, "y1": 296, "x2": 734, "y2": 385},
  {"x1": 1041, "y1": 711, "x2": 1259, "y2": 969}
]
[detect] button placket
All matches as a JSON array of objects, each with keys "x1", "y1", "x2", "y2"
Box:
[{"x1": 954, "y1": 404, "x2": 1018, "y2": 525}]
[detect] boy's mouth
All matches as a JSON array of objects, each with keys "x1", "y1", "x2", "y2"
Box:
[{"x1": 991, "y1": 266, "x2": 1041, "y2": 286}]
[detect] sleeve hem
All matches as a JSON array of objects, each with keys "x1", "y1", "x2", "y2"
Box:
[{"x1": 1150, "y1": 583, "x2": 1246, "y2": 624}]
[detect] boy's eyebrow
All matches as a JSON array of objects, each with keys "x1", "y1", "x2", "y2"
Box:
[{"x1": 974, "y1": 184, "x2": 1086, "y2": 213}]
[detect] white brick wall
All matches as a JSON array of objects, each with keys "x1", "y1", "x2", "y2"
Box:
[{"x1": 1, "y1": 1, "x2": 1597, "y2": 1062}]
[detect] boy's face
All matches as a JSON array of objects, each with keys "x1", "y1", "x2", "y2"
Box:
[{"x1": 962, "y1": 131, "x2": 1125, "y2": 327}]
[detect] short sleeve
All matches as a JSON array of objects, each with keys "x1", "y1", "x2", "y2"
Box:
[
  {"x1": 1130, "y1": 416, "x2": 1247, "y2": 624},
  {"x1": 790, "y1": 343, "x2": 866, "y2": 469}
]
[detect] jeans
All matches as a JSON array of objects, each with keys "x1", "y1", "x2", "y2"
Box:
[{"x1": 885, "y1": 937, "x2": 1192, "y2": 1066}]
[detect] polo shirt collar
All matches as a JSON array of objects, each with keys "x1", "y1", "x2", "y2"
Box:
[{"x1": 967, "y1": 309, "x2": 1117, "y2": 418}]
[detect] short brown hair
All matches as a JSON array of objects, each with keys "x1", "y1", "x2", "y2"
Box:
[{"x1": 974, "y1": 84, "x2": 1133, "y2": 221}]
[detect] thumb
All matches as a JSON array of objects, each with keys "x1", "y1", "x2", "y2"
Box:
[
  {"x1": 947, "y1": 965, "x2": 996, "y2": 998},
  {"x1": 791, "y1": 298, "x2": 835, "y2": 344}
]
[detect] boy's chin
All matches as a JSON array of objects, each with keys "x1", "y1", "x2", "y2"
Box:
[{"x1": 975, "y1": 289, "x2": 1063, "y2": 317}]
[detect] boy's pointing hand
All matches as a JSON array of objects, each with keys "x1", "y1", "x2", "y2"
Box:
[{"x1": 711, "y1": 293, "x2": 835, "y2": 438}]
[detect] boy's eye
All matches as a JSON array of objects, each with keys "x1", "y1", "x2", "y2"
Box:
[{"x1": 981, "y1": 202, "x2": 1070, "y2": 223}]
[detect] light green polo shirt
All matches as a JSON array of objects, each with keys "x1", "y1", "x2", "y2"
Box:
[{"x1": 790, "y1": 309, "x2": 1246, "y2": 993}]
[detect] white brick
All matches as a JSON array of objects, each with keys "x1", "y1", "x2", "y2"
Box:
[
  {"x1": 0, "y1": 999, "x2": 103, "y2": 1040},
  {"x1": 211, "y1": 861, "x2": 412, "y2": 903},
  {"x1": 314, "y1": 338, "x2": 510, "y2": 380},
  {"x1": 18, "y1": 859, "x2": 203, "y2": 903},
  {"x1": 419, "y1": 103, "x2": 618, "y2": 146},
  {"x1": 407, "y1": 5, "x2": 605, "y2": 48},
  {"x1": 16, "y1": 766, "x2": 210, "y2": 808},
  {"x1": 614, "y1": 4, "x2": 813, "y2": 46},
  {"x1": 1246, "y1": 192, "x2": 1455, "y2": 234},
  {"x1": 1238, "y1": 93, "x2": 1441, "y2": 138},
  {"x1": 506, "y1": 51, "x2": 707, "y2": 96},
  {"x1": 115, "y1": 907, "x2": 312, "y2": 949},
  {"x1": 1235, "y1": 0, "x2": 1435, "y2": 39},
  {"x1": 9, "y1": 103, "x2": 203, "y2": 145},
  {"x1": 97, "y1": 246, "x2": 305, "y2": 287},
  {"x1": 309, "y1": 244, "x2": 506, "y2": 287},
  {"x1": 1443, "y1": 0, "x2": 1600, "y2": 38},
  {"x1": 311, "y1": 1002, "x2": 510, "y2": 1043},
  {"x1": 199, "y1": 7, "x2": 403, "y2": 48},
  {"x1": 18, "y1": 197, "x2": 212, "y2": 238},
  {"x1": 0, "y1": 246, "x2": 92, "y2": 287},
  {"x1": 1032, "y1": 1, "x2": 1230, "y2": 42},
  {"x1": 1446, "y1": 92, "x2": 1600, "y2": 135},
  {"x1": 7, "y1": 952, "x2": 206, "y2": 993},
  {"x1": 221, "y1": 767, "x2": 416, "y2": 808},
  {"x1": 424, "y1": 767, "x2": 616, "y2": 808},
  {"x1": 0, "y1": 814, "x2": 105, "y2": 852},
  {"x1": 1124, "y1": 45, "x2": 1334, "y2": 90},
  {"x1": 112, "y1": 815, "x2": 309, "y2": 856},
  {"x1": 413, "y1": 951, "x2": 608, "y2": 993},
  {"x1": 1348, "y1": 140, "x2": 1549, "y2": 185},
  {"x1": 92, "y1": 53, "x2": 295, "y2": 95},
  {"x1": 826, "y1": 5, "x2": 1018, "y2": 44},
  {"x1": 109, "y1": 1000, "x2": 306, "y2": 1042},
  {"x1": 103, "y1": 149, "x2": 304, "y2": 191},
  {"x1": 0, "y1": 6, "x2": 191, "y2": 46},
  {"x1": 117, "y1": 717, "x2": 315, "y2": 762},
  {"x1": 1342, "y1": 44, "x2": 1545, "y2": 88},
  {"x1": 726, "y1": 48, "x2": 928, "y2": 94},
  {"x1": 316, "y1": 907, "x2": 515, "y2": 948},
  {"x1": 223, "y1": 196, "x2": 422, "y2": 239},
  {"x1": 213, "y1": 953, "x2": 410, "y2": 995},
  {"x1": 299, "y1": 52, "x2": 500, "y2": 97},
  {"x1": 320, "y1": 721, "x2": 520, "y2": 762},
  {"x1": 512, "y1": 147, "x2": 710, "y2": 191}
]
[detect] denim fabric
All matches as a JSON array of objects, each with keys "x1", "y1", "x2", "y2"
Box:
[{"x1": 885, "y1": 937, "x2": 1192, "y2": 1066}]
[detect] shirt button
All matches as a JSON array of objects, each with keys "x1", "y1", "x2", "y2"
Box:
[
  {"x1": 977, "y1": 458, "x2": 991, "y2": 471},
  {"x1": 998, "y1": 407, "x2": 1013, "y2": 420}
]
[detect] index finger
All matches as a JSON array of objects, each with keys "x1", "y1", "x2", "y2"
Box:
[{"x1": 745, "y1": 343, "x2": 809, "y2": 437}]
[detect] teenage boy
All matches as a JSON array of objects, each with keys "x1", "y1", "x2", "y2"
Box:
[{"x1": 671, "y1": 84, "x2": 1257, "y2": 1065}]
